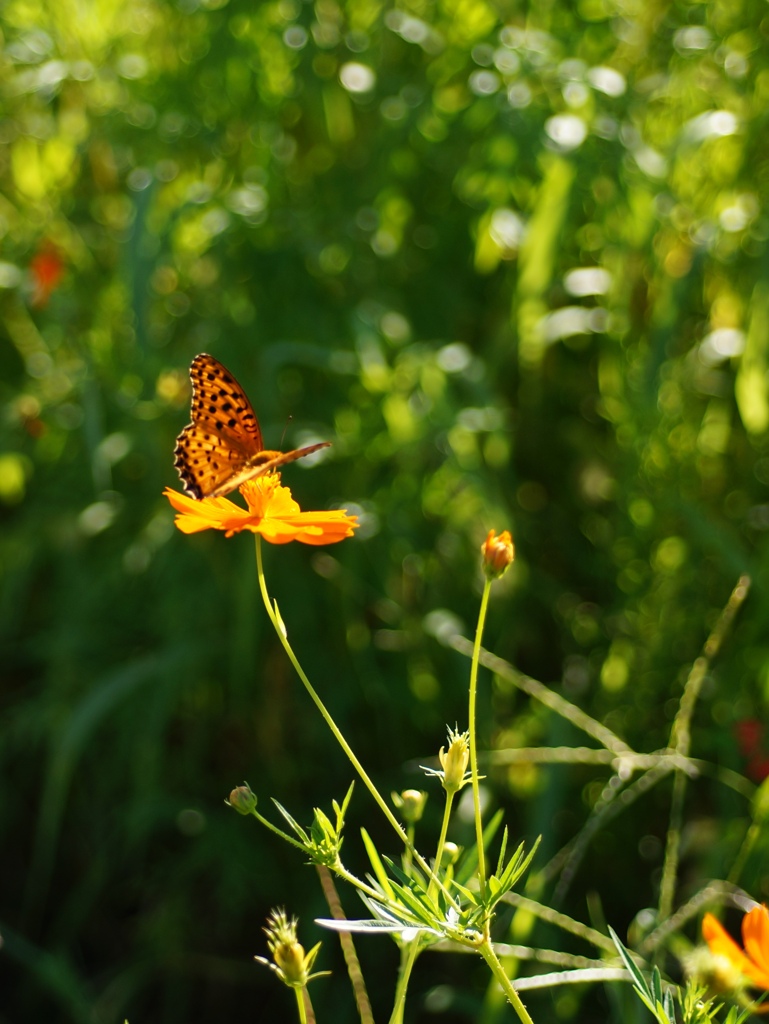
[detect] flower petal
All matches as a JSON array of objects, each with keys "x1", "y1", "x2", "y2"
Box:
[
  {"x1": 164, "y1": 487, "x2": 251, "y2": 532},
  {"x1": 743, "y1": 906, "x2": 769, "y2": 987},
  {"x1": 252, "y1": 511, "x2": 357, "y2": 545},
  {"x1": 703, "y1": 911, "x2": 769, "y2": 992},
  {"x1": 703, "y1": 913, "x2": 755, "y2": 971},
  {"x1": 164, "y1": 479, "x2": 358, "y2": 545},
  {"x1": 240, "y1": 476, "x2": 300, "y2": 517}
]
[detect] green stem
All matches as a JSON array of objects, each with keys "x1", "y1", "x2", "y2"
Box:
[
  {"x1": 255, "y1": 536, "x2": 456, "y2": 907},
  {"x1": 296, "y1": 986, "x2": 313, "y2": 1024},
  {"x1": 388, "y1": 939, "x2": 421, "y2": 1024},
  {"x1": 334, "y1": 861, "x2": 393, "y2": 904},
  {"x1": 469, "y1": 578, "x2": 492, "y2": 901},
  {"x1": 403, "y1": 824, "x2": 414, "y2": 878},
  {"x1": 728, "y1": 820, "x2": 759, "y2": 886},
  {"x1": 251, "y1": 809, "x2": 309, "y2": 855},
  {"x1": 428, "y1": 791, "x2": 455, "y2": 902},
  {"x1": 658, "y1": 575, "x2": 751, "y2": 924},
  {"x1": 478, "y1": 940, "x2": 535, "y2": 1024}
]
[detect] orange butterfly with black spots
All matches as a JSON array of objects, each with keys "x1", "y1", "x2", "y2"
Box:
[{"x1": 174, "y1": 353, "x2": 330, "y2": 500}]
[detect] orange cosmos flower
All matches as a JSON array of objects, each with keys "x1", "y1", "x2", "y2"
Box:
[
  {"x1": 702, "y1": 905, "x2": 769, "y2": 992},
  {"x1": 164, "y1": 475, "x2": 358, "y2": 545}
]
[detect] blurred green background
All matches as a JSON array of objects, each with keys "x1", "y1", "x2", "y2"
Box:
[{"x1": 2, "y1": 0, "x2": 769, "y2": 1020}]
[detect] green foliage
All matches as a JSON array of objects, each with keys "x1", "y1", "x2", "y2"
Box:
[
  {"x1": 610, "y1": 927, "x2": 677, "y2": 1024},
  {"x1": 3, "y1": 0, "x2": 769, "y2": 1019},
  {"x1": 272, "y1": 783, "x2": 355, "y2": 867},
  {"x1": 610, "y1": 928, "x2": 754, "y2": 1024}
]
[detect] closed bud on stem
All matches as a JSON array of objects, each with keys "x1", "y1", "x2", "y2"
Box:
[
  {"x1": 228, "y1": 783, "x2": 257, "y2": 815},
  {"x1": 255, "y1": 909, "x2": 328, "y2": 989},
  {"x1": 392, "y1": 788, "x2": 428, "y2": 824},
  {"x1": 481, "y1": 529, "x2": 514, "y2": 580},
  {"x1": 273, "y1": 938, "x2": 308, "y2": 986},
  {"x1": 439, "y1": 841, "x2": 460, "y2": 867}
]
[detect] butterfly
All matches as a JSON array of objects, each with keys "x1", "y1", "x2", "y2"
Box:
[{"x1": 174, "y1": 353, "x2": 331, "y2": 500}]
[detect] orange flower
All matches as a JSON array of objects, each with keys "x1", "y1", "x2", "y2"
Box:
[
  {"x1": 164, "y1": 475, "x2": 358, "y2": 545},
  {"x1": 481, "y1": 528, "x2": 515, "y2": 580},
  {"x1": 702, "y1": 905, "x2": 769, "y2": 991}
]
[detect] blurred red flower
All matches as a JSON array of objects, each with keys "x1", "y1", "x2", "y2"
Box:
[
  {"x1": 734, "y1": 719, "x2": 769, "y2": 781},
  {"x1": 29, "y1": 242, "x2": 64, "y2": 308}
]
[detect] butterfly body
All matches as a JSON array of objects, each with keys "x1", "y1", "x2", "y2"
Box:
[{"x1": 174, "y1": 353, "x2": 331, "y2": 499}]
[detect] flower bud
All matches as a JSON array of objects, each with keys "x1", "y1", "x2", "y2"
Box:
[
  {"x1": 439, "y1": 728, "x2": 470, "y2": 794},
  {"x1": 256, "y1": 909, "x2": 328, "y2": 989},
  {"x1": 481, "y1": 529, "x2": 514, "y2": 580},
  {"x1": 439, "y1": 841, "x2": 460, "y2": 867},
  {"x1": 273, "y1": 939, "x2": 309, "y2": 986},
  {"x1": 392, "y1": 789, "x2": 428, "y2": 824},
  {"x1": 265, "y1": 910, "x2": 309, "y2": 988},
  {"x1": 228, "y1": 784, "x2": 257, "y2": 815}
]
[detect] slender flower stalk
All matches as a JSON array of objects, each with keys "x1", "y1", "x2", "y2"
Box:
[
  {"x1": 426, "y1": 730, "x2": 469, "y2": 901},
  {"x1": 429, "y1": 793, "x2": 456, "y2": 904},
  {"x1": 470, "y1": 529, "x2": 514, "y2": 903},
  {"x1": 469, "y1": 576, "x2": 493, "y2": 901},
  {"x1": 392, "y1": 789, "x2": 427, "y2": 878},
  {"x1": 255, "y1": 535, "x2": 457, "y2": 909},
  {"x1": 468, "y1": 529, "x2": 536, "y2": 1024},
  {"x1": 389, "y1": 939, "x2": 421, "y2": 1024},
  {"x1": 297, "y1": 988, "x2": 313, "y2": 1024}
]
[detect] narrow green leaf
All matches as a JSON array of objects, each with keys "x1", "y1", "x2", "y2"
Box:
[
  {"x1": 450, "y1": 880, "x2": 479, "y2": 905},
  {"x1": 381, "y1": 855, "x2": 428, "y2": 891},
  {"x1": 381, "y1": 877, "x2": 440, "y2": 924},
  {"x1": 334, "y1": 782, "x2": 355, "y2": 825},
  {"x1": 455, "y1": 809, "x2": 504, "y2": 884},
  {"x1": 317, "y1": 917, "x2": 413, "y2": 934},
  {"x1": 360, "y1": 828, "x2": 395, "y2": 900},
  {"x1": 651, "y1": 966, "x2": 663, "y2": 1007},
  {"x1": 607, "y1": 927, "x2": 651, "y2": 998},
  {"x1": 271, "y1": 799, "x2": 309, "y2": 842},
  {"x1": 496, "y1": 826, "x2": 509, "y2": 877}
]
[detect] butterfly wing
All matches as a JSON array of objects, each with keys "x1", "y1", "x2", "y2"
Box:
[
  {"x1": 174, "y1": 423, "x2": 253, "y2": 500},
  {"x1": 174, "y1": 353, "x2": 331, "y2": 499},
  {"x1": 192, "y1": 442, "x2": 332, "y2": 498},
  {"x1": 174, "y1": 353, "x2": 262, "y2": 499},
  {"x1": 188, "y1": 353, "x2": 263, "y2": 452}
]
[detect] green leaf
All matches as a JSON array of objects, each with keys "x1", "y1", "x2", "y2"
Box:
[
  {"x1": 360, "y1": 827, "x2": 396, "y2": 901},
  {"x1": 455, "y1": 809, "x2": 504, "y2": 884},
  {"x1": 316, "y1": 916, "x2": 415, "y2": 935},
  {"x1": 651, "y1": 966, "x2": 664, "y2": 1008},
  {"x1": 607, "y1": 927, "x2": 651, "y2": 998},
  {"x1": 333, "y1": 782, "x2": 355, "y2": 826},
  {"x1": 271, "y1": 799, "x2": 309, "y2": 843},
  {"x1": 496, "y1": 826, "x2": 509, "y2": 877},
  {"x1": 450, "y1": 879, "x2": 478, "y2": 904}
]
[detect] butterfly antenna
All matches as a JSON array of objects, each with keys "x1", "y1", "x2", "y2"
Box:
[{"x1": 279, "y1": 415, "x2": 293, "y2": 448}]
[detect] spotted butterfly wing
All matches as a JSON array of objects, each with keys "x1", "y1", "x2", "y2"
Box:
[{"x1": 174, "y1": 353, "x2": 331, "y2": 499}]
